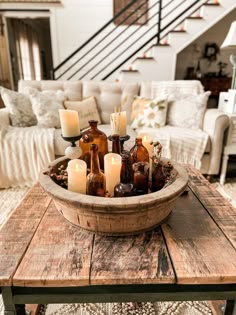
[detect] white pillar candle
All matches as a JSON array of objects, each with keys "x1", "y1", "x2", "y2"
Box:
[
  {"x1": 67, "y1": 159, "x2": 87, "y2": 194},
  {"x1": 59, "y1": 109, "x2": 80, "y2": 137},
  {"x1": 110, "y1": 111, "x2": 127, "y2": 137},
  {"x1": 139, "y1": 133, "x2": 153, "y2": 181},
  {"x1": 104, "y1": 153, "x2": 122, "y2": 196}
]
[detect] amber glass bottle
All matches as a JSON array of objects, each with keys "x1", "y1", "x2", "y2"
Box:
[
  {"x1": 111, "y1": 134, "x2": 121, "y2": 154},
  {"x1": 129, "y1": 137, "x2": 149, "y2": 165},
  {"x1": 79, "y1": 120, "x2": 108, "y2": 170},
  {"x1": 86, "y1": 144, "x2": 106, "y2": 197},
  {"x1": 114, "y1": 154, "x2": 136, "y2": 197},
  {"x1": 152, "y1": 161, "x2": 166, "y2": 192},
  {"x1": 133, "y1": 162, "x2": 149, "y2": 195}
]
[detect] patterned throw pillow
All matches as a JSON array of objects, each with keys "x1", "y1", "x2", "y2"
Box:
[
  {"x1": 130, "y1": 97, "x2": 168, "y2": 129},
  {"x1": 0, "y1": 87, "x2": 37, "y2": 127},
  {"x1": 64, "y1": 96, "x2": 101, "y2": 130},
  {"x1": 25, "y1": 87, "x2": 66, "y2": 128},
  {"x1": 167, "y1": 91, "x2": 211, "y2": 130}
]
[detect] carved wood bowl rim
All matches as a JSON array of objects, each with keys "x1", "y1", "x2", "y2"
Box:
[{"x1": 39, "y1": 156, "x2": 189, "y2": 214}]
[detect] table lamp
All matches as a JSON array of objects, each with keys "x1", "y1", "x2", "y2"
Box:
[{"x1": 221, "y1": 21, "x2": 236, "y2": 89}]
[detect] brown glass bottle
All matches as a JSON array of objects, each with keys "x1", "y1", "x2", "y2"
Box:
[
  {"x1": 133, "y1": 162, "x2": 149, "y2": 195},
  {"x1": 111, "y1": 134, "x2": 121, "y2": 154},
  {"x1": 86, "y1": 144, "x2": 106, "y2": 197},
  {"x1": 129, "y1": 137, "x2": 149, "y2": 165},
  {"x1": 152, "y1": 161, "x2": 166, "y2": 192},
  {"x1": 79, "y1": 120, "x2": 108, "y2": 170},
  {"x1": 114, "y1": 154, "x2": 136, "y2": 197}
]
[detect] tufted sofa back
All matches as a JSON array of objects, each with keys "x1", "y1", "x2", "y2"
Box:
[
  {"x1": 82, "y1": 81, "x2": 140, "y2": 124},
  {"x1": 18, "y1": 80, "x2": 205, "y2": 125},
  {"x1": 18, "y1": 80, "x2": 83, "y2": 102}
]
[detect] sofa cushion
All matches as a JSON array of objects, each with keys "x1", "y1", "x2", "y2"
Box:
[
  {"x1": 25, "y1": 87, "x2": 66, "y2": 128},
  {"x1": 18, "y1": 80, "x2": 82, "y2": 101},
  {"x1": 64, "y1": 96, "x2": 101, "y2": 130},
  {"x1": 0, "y1": 87, "x2": 37, "y2": 127},
  {"x1": 130, "y1": 96, "x2": 168, "y2": 128},
  {"x1": 82, "y1": 81, "x2": 140, "y2": 124},
  {"x1": 167, "y1": 91, "x2": 211, "y2": 130}
]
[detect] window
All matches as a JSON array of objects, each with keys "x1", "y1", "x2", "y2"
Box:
[
  {"x1": 11, "y1": 19, "x2": 42, "y2": 81},
  {"x1": 113, "y1": 0, "x2": 148, "y2": 25}
]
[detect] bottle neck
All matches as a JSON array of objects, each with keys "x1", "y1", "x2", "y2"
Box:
[
  {"x1": 112, "y1": 134, "x2": 121, "y2": 154},
  {"x1": 90, "y1": 145, "x2": 101, "y2": 174},
  {"x1": 89, "y1": 120, "x2": 98, "y2": 131},
  {"x1": 120, "y1": 157, "x2": 132, "y2": 183},
  {"x1": 136, "y1": 137, "x2": 143, "y2": 146}
]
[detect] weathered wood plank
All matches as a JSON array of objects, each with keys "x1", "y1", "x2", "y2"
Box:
[
  {"x1": 0, "y1": 184, "x2": 51, "y2": 286},
  {"x1": 90, "y1": 228, "x2": 175, "y2": 285},
  {"x1": 162, "y1": 187, "x2": 236, "y2": 284},
  {"x1": 187, "y1": 166, "x2": 236, "y2": 249},
  {"x1": 13, "y1": 201, "x2": 94, "y2": 287}
]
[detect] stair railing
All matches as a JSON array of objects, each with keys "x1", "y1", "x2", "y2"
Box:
[{"x1": 52, "y1": 0, "x2": 211, "y2": 81}]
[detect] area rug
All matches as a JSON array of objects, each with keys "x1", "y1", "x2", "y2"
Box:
[{"x1": 1, "y1": 179, "x2": 235, "y2": 315}]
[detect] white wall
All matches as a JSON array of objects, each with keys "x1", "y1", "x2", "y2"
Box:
[
  {"x1": 0, "y1": 0, "x2": 236, "y2": 81},
  {"x1": 50, "y1": 0, "x2": 113, "y2": 67}
]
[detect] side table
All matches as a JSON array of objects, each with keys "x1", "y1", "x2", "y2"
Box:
[{"x1": 220, "y1": 113, "x2": 236, "y2": 185}]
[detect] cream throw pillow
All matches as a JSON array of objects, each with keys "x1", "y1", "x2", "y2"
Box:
[
  {"x1": 131, "y1": 97, "x2": 168, "y2": 129},
  {"x1": 64, "y1": 96, "x2": 101, "y2": 130},
  {"x1": 25, "y1": 87, "x2": 66, "y2": 128},
  {"x1": 0, "y1": 87, "x2": 37, "y2": 127},
  {"x1": 167, "y1": 91, "x2": 211, "y2": 130}
]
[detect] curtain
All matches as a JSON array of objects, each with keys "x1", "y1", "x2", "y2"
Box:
[{"x1": 12, "y1": 19, "x2": 42, "y2": 81}]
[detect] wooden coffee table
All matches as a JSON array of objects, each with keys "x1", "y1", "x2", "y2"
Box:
[{"x1": 0, "y1": 167, "x2": 236, "y2": 315}]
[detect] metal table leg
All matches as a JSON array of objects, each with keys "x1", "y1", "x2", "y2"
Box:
[
  {"x1": 225, "y1": 300, "x2": 236, "y2": 315},
  {"x1": 2, "y1": 287, "x2": 27, "y2": 315}
]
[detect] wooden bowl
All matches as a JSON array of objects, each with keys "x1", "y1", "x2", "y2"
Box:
[{"x1": 39, "y1": 157, "x2": 188, "y2": 236}]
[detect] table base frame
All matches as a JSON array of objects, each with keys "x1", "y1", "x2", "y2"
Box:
[{"x1": 2, "y1": 284, "x2": 236, "y2": 315}]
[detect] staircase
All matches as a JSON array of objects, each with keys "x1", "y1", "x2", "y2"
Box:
[{"x1": 52, "y1": 0, "x2": 236, "y2": 83}]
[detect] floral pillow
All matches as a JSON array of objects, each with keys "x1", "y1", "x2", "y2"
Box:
[
  {"x1": 0, "y1": 87, "x2": 37, "y2": 127},
  {"x1": 167, "y1": 91, "x2": 211, "y2": 130},
  {"x1": 131, "y1": 97, "x2": 168, "y2": 129},
  {"x1": 64, "y1": 96, "x2": 101, "y2": 130},
  {"x1": 25, "y1": 87, "x2": 66, "y2": 128}
]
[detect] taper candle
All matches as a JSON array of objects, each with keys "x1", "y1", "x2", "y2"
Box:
[
  {"x1": 59, "y1": 109, "x2": 80, "y2": 137},
  {"x1": 67, "y1": 159, "x2": 87, "y2": 194},
  {"x1": 110, "y1": 111, "x2": 127, "y2": 137},
  {"x1": 104, "y1": 153, "x2": 122, "y2": 196}
]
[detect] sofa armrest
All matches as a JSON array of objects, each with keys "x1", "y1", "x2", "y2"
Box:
[
  {"x1": 0, "y1": 108, "x2": 10, "y2": 129},
  {"x1": 203, "y1": 109, "x2": 230, "y2": 175}
]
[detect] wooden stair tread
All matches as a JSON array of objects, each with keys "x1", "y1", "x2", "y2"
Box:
[
  {"x1": 187, "y1": 16, "x2": 203, "y2": 19},
  {"x1": 121, "y1": 69, "x2": 139, "y2": 72},
  {"x1": 136, "y1": 57, "x2": 154, "y2": 60},
  {"x1": 170, "y1": 29, "x2": 186, "y2": 33},
  {"x1": 204, "y1": 2, "x2": 220, "y2": 6},
  {"x1": 152, "y1": 43, "x2": 170, "y2": 47}
]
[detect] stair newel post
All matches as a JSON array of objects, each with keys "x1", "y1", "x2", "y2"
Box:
[
  {"x1": 50, "y1": 69, "x2": 55, "y2": 80},
  {"x1": 157, "y1": 0, "x2": 162, "y2": 44}
]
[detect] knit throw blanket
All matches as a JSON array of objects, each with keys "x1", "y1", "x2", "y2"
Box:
[
  {"x1": 137, "y1": 126, "x2": 209, "y2": 169},
  {"x1": 0, "y1": 126, "x2": 54, "y2": 188},
  {"x1": 151, "y1": 80, "x2": 204, "y2": 95}
]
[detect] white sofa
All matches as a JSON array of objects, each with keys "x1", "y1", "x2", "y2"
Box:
[{"x1": 0, "y1": 79, "x2": 229, "y2": 188}]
